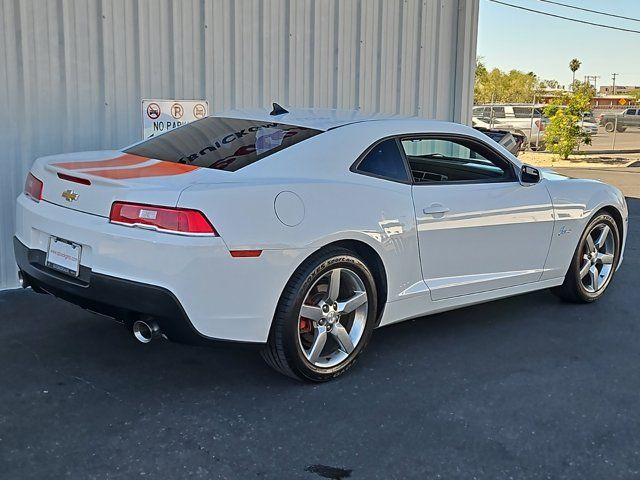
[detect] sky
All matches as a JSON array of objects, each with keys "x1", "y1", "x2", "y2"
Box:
[{"x1": 477, "y1": 0, "x2": 640, "y2": 90}]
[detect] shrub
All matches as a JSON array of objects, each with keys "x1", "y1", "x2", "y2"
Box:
[{"x1": 543, "y1": 84, "x2": 593, "y2": 160}]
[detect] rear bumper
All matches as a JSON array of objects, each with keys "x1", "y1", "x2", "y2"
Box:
[
  {"x1": 14, "y1": 237, "x2": 228, "y2": 345},
  {"x1": 15, "y1": 195, "x2": 314, "y2": 343}
]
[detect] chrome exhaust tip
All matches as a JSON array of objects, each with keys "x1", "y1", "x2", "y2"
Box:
[
  {"x1": 132, "y1": 319, "x2": 161, "y2": 344},
  {"x1": 18, "y1": 271, "x2": 29, "y2": 289}
]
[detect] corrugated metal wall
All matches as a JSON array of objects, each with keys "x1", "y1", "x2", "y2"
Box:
[{"x1": 0, "y1": 0, "x2": 479, "y2": 288}]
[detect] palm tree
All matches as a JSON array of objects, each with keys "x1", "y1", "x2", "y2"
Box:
[{"x1": 569, "y1": 58, "x2": 581, "y2": 86}]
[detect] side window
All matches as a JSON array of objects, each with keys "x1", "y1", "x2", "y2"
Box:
[
  {"x1": 400, "y1": 137, "x2": 514, "y2": 184},
  {"x1": 512, "y1": 106, "x2": 532, "y2": 118},
  {"x1": 355, "y1": 139, "x2": 409, "y2": 182},
  {"x1": 626, "y1": 109, "x2": 637, "y2": 115},
  {"x1": 488, "y1": 106, "x2": 506, "y2": 119}
]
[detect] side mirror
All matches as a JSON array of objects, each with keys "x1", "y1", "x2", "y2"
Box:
[{"x1": 520, "y1": 164, "x2": 541, "y2": 185}]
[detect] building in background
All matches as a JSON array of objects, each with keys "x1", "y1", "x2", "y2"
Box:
[
  {"x1": 538, "y1": 92, "x2": 638, "y2": 110},
  {"x1": 600, "y1": 85, "x2": 640, "y2": 95},
  {"x1": 0, "y1": 0, "x2": 479, "y2": 288}
]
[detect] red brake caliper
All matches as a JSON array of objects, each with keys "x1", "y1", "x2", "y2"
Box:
[{"x1": 299, "y1": 317, "x2": 312, "y2": 333}]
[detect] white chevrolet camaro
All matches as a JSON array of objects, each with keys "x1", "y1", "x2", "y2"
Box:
[{"x1": 15, "y1": 106, "x2": 628, "y2": 381}]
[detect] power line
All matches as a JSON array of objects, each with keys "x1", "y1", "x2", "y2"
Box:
[
  {"x1": 488, "y1": 0, "x2": 640, "y2": 34},
  {"x1": 537, "y1": 0, "x2": 640, "y2": 23}
]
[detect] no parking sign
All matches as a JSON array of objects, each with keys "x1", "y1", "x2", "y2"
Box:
[{"x1": 142, "y1": 99, "x2": 208, "y2": 139}]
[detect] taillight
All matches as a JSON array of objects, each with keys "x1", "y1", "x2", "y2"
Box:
[
  {"x1": 109, "y1": 202, "x2": 217, "y2": 235},
  {"x1": 535, "y1": 119, "x2": 545, "y2": 131},
  {"x1": 24, "y1": 173, "x2": 43, "y2": 202}
]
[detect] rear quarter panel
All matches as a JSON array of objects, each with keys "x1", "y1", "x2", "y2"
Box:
[
  {"x1": 177, "y1": 175, "x2": 422, "y2": 304},
  {"x1": 176, "y1": 123, "x2": 428, "y2": 304}
]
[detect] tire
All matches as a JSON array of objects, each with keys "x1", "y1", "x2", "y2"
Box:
[
  {"x1": 604, "y1": 121, "x2": 615, "y2": 133},
  {"x1": 262, "y1": 247, "x2": 378, "y2": 382},
  {"x1": 552, "y1": 212, "x2": 620, "y2": 303},
  {"x1": 616, "y1": 127, "x2": 627, "y2": 133}
]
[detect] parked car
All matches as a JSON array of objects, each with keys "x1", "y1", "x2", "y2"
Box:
[
  {"x1": 15, "y1": 106, "x2": 628, "y2": 382},
  {"x1": 598, "y1": 109, "x2": 640, "y2": 132},
  {"x1": 554, "y1": 108, "x2": 598, "y2": 136},
  {"x1": 472, "y1": 104, "x2": 547, "y2": 150},
  {"x1": 578, "y1": 118, "x2": 599, "y2": 135}
]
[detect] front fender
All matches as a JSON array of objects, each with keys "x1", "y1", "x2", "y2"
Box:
[{"x1": 541, "y1": 176, "x2": 628, "y2": 280}]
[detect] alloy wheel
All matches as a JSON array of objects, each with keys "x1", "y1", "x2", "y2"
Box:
[
  {"x1": 297, "y1": 267, "x2": 368, "y2": 368},
  {"x1": 579, "y1": 223, "x2": 616, "y2": 293}
]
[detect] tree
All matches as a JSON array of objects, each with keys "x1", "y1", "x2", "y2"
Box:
[
  {"x1": 474, "y1": 65, "x2": 544, "y2": 104},
  {"x1": 539, "y1": 80, "x2": 563, "y2": 90},
  {"x1": 540, "y1": 79, "x2": 561, "y2": 90},
  {"x1": 475, "y1": 58, "x2": 488, "y2": 79},
  {"x1": 543, "y1": 83, "x2": 593, "y2": 159},
  {"x1": 569, "y1": 58, "x2": 581, "y2": 86}
]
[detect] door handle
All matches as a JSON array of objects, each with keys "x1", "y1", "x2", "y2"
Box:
[{"x1": 423, "y1": 204, "x2": 450, "y2": 215}]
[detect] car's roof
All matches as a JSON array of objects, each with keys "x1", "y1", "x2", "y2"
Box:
[{"x1": 213, "y1": 107, "x2": 422, "y2": 131}]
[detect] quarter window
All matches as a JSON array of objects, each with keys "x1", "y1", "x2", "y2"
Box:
[
  {"x1": 355, "y1": 139, "x2": 409, "y2": 182},
  {"x1": 400, "y1": 137, "x2": 514, "y2": 183}
]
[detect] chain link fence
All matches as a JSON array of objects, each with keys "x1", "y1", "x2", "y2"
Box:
[{"x1": 472, "y1": 101, "x2": 640, "y2": 155}]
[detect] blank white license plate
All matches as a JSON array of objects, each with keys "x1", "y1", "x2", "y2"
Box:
[{"x1": 46, "y1": 237, "x2": 82, "y2": 277}]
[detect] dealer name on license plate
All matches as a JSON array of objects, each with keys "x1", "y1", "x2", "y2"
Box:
[{"x1": 46, "y1": 237, "x2": 82, "y2": 277}]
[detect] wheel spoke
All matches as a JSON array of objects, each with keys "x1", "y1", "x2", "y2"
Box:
[
  {"x1": 300, "y1": 304, "x2": 323, "y2": 321},
  {"x1": 598, "y1": 253, "x2": 614, "y2": 265},
  {"x1": 337, "y1": 291, "x2": 367, "y2": 314},
  {"x1": 327, "y1": 269, "x2": 341, "y2": 301},
  {"x1": 589, "y1": 265, "x2": 599, "y2": 290},
  {"x1": 307, "y1": 326, "x2": 327, "y2": 363},
  {"x1": 579, "y1": 261, "x2": 591, "y2": 279},
  {"x1": 585, "y1": 234, "x2": 596, "y2": 253},
  {"x1": 595, "y1": 225, "x2": 610, "y2": 249},
  {"x1": 331, "y1": 322, "x2": 354, "y2": 354}
]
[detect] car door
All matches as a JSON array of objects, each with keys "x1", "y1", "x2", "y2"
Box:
[{"x1": 403, "y1": 135, "x2": 554, "y2": 301}]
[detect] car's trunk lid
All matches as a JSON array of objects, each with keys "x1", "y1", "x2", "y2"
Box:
[{"x1": 31, "y1": 150, "x2": 225, "y2": 217}]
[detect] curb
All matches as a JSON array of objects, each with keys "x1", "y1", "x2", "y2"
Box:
[{"x1": 576, "y1": 149, "x2": 640, "y2": 155}]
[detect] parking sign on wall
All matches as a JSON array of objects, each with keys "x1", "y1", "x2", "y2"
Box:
[{"x1": 142, "y1": 99, "x2": 208, "y2": 139}]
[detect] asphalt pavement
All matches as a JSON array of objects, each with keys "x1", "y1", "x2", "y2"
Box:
[
  {"x1": 1, "y1": 173, "x2": 639, "y2": 479},
  {"x1": 555, "y1": 166, "x2": 640, "y2": 198},
  {"x1": 583, "y1": 127, "x2": 640, "y2": 152}
]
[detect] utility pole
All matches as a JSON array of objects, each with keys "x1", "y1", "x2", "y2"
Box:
[
  {"x1": 612, "y1": 73, "x2": 619, "y2": 95},
  {"x1": 585, "y1": 75, "x2": 600, "y2": 93}
]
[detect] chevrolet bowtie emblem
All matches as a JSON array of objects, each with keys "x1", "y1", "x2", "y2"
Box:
[{"x1": 61, "y1": 190, "x2": 79, "y2": 202}]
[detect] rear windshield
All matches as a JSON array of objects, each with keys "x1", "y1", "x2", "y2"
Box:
[{"x1": 125, "y1": 117, "x2": 322, "y2": 171}]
